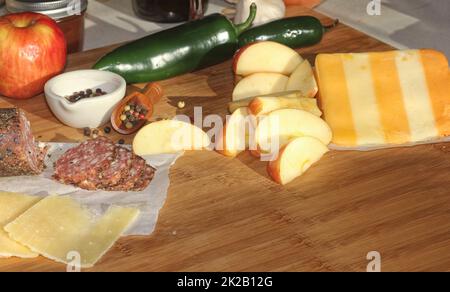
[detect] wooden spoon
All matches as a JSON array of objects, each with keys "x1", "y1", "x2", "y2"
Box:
[{"x1": 111, "y1": 83, "x2": 163, "y2": 135}]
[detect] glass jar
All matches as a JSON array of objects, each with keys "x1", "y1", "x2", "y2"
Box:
[
  {"x1": 5, "y1": 0, "x2": 88, "y2": 53},
  {"x1": 133, "y1": 0, "x2": 208, "y2": 23}
]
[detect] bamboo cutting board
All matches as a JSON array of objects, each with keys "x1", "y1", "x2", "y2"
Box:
[{"x1": 0, "y1": 6, "x2": 449, "y2": 272}]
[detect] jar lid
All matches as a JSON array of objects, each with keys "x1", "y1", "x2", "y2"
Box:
[{"x1": 6, "y1": 0, "x2": 88, "y2": 19}]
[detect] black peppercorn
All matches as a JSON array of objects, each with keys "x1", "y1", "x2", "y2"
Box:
[
  {"x1": 83, "y1": 127, "x2": 91, "y2": 137},
  {"x1": 66, "y1": 88, "x2": 108, "y2": 103}
]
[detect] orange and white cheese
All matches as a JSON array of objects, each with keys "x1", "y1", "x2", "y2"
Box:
[{"x1": 315, "y1": 49, "x2": 450, "y2": 147}]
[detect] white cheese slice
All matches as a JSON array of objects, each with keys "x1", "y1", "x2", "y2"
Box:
[
  {"x1": 0, "y1": 192, "x2": 40, "y2": 258},
  {"x1": 5, "y1": 196, "x2": 140, "y2": 268}
]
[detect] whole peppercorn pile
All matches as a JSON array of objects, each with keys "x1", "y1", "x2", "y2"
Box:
[
  {"x1": 65, "y1": 88, "x2": 107, "y2": 103},
  {"x1": 120, "y1": 102, "x2": 149, "y2": 129}
]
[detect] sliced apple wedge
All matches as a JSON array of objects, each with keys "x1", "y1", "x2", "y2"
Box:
[
  {"x1": 133, "y1": 120, "x2": 211, "y2": 155},
  {"x1": 267, "y1": 136, "x2": 329, "y2": 185},
  {"x1": 250, "y1": 149, "x2": 262, "y2": 158},
  {"x1": 216, "y1": 107, "x2": 256, "y2": 157},
  {"x1": 232, "y1": 73, "x2": 289, "y2": 101},
  {"x1": 233, "y1": 41, "x2": 304, "y2": 76},
  {"x1": 255, "y1": 109, "x2": 332, "y2": 154},
  {"x1": 285, "y1": 60, "x2": 318, "y2": 98},
  {"x1": 228, "y1": 91, "x2": 304, "y2": 113},
  {"x1": 248, "y1": 96, "x2": 322, "y2": 117}
]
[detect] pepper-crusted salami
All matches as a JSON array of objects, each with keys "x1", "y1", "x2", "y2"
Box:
[
  {"x1": 0, "y1": 108, "x2": 48, "y2": 177},
  {"x1": 53, "y1": 136, "x2": 116, "y2": 189},
  {"x1": 132, "y1": 164, "x2": 156, "y2": 192},
  {"x1": 106, "y1": 156, "x2": 155, "y2": 192},
  {"x1": 98, "y1": 146, "x2": 134, "y2": 189},
  {"x1": 54, "y1": 136, "x2": 155, "y2": 191}
]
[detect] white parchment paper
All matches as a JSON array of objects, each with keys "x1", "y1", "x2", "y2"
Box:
[{"x1": 0, "y1": 143, "x2": 182, "y2": 236}]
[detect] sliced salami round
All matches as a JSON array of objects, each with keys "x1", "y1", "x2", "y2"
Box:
[
  {"x1": 106, "y1": 156, "x2": 146, "y2": 192},
  {"x1": 132, "y1": 164, "x2": 156, "y2": 192},
  {"x1": 54, "y1": 136, "x2": 155, "y2": 192},
  {"x1": 98, "y1": 146, "x2": 134, "y2": 190},
  {"x1": 54, "y1": 136, "x2": 115, "y2": 186}
]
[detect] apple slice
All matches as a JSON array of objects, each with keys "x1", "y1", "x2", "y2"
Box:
[
  {"x1": 133, "y1": 120, "x2": 211, "y2": 155},
  {"x1": 248, "y1": 96, "x2": 322, "y2": 117},
  {"x1": 267, "y1": 136, "x2": 329, "y2": 185},
  {"x1": 255, "y1": 109, "x2": 332, "y2": 155},
  {"x1": 232, "y1": 73, "x2": 289, "y2": 101},
  {"x1": 250, "y1": 149, "x2": 262, "y2": 158},
  {"x1": 233, "y1": 41, "x2": 304, "y2": 76},
  {"x1": 216, "y1": 107, "x2": 256, "y2": 157},
  {"x1": 285, "y1": 60, "x2": 318, "y2": 98},
  {"x1": 228, "y1": 91, "x2": 304, "y2": 113}
]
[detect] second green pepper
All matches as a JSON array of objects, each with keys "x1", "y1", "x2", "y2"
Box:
[{"x1": 238, "y1": 16, "x2": 337, "y2": 49}]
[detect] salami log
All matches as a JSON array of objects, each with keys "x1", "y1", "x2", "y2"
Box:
[
  {"x1": 0, "y1": 108, "x2": 48, "y2": 177},
  {"x1": 54, "y1": 136, "x2": 155, "y2": 192}
]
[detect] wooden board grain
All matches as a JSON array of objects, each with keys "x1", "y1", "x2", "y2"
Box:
[{"x1": 0, "y1": 6, "x2": 449, "y2": 272}]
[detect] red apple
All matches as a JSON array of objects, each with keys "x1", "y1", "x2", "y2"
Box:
[{"x1": 0, "y1": 12, "x2": 67, "y2": 99}]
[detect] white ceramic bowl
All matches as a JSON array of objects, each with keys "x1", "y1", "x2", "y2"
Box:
[{"x1": 45, "y1": 70, "x2": 126, "y2": 129}]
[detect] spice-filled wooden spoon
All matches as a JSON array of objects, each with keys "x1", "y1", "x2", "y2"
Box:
[{"x1": 111, "y1": 83, "x2": 163, "y2": 135}]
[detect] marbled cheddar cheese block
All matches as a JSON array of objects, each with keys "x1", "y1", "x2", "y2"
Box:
[{"x1": 315, "y1": 49, "x2": 450, "y2": 147}]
